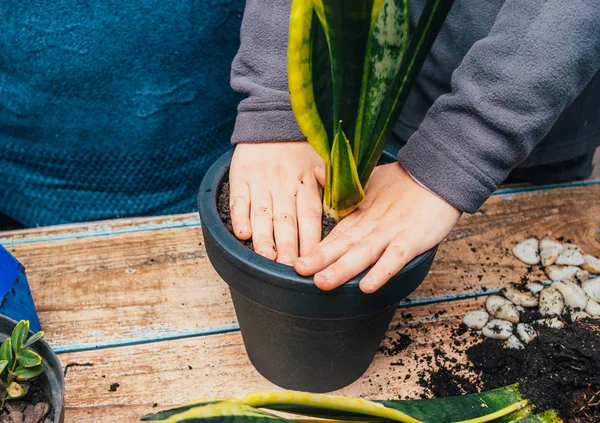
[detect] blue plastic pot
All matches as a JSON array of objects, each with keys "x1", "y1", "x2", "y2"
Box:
[{"x1": 0, "y1": 244, "x2": 41, "y2": 332}]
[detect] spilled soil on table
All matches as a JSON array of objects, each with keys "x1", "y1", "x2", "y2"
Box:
[
  {"x1": 421, "y1": 319, "x2": 600, "y2": 422},
  {"x1": 218, "y1": 181, "x2": 336, "y2": 252}
]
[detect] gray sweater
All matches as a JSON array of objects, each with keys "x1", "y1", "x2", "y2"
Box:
[{"x1": 231, "y1": 0, "x2": 600, "y2": 213}]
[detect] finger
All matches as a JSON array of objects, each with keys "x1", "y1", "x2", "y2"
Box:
[
  {"x1": 314, "y1": 165, "x2": 326, "y2": 187},
  {"x1": 294, "y1": 218, "x2": 375, "y2": 276},
  {"x1": 313, "y1": 232, "x2": 390, "y2": 291},
  {"x1": 360, "y1": 236, "x2": 417, "y2": 294},
  {"x1": 250, "y1": 190, "x2": 277, "y2": 260},
  {"x1": 272, "y1": 192, "x2": 299, "y2": 266},
  {"x1": 229, "y1": 180, "x2": 251, "y2": 240},
  {"x1": 297, "y1": 180, "x2": 322, "y2": 256}
]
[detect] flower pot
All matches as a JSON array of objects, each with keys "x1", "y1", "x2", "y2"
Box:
[
  {"x1": 198, "y1": 150, "x2": 437, "y2": 392},
  {"x1": 0, "y1": 315, "x2": 65, "y2": 422}
]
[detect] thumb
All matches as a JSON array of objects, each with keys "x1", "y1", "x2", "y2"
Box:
[{"x1": 314, "y1": 165, "x2": 326, "y2": 187}]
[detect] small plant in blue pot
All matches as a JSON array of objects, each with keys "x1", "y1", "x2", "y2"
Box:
[{"x1": 198, "y1": 0, "x2": 453, "y2": 392}]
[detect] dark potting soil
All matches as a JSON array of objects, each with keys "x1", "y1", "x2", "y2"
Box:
[
  {"x1": 0, "y1": 375, "x2": 54, "y2": 422},
  {"x1": 466, "y1": 319, "x2": 600, "y2": 422},
  {"x1": 218, "y1": 181, "x2": 337, "y2": 253}
]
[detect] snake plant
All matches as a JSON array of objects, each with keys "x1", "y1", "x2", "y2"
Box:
[
  {"x1": 141, "y1": 385, "x2": 562, "y2": 423},
  {"x1": 288, "y1": 0, "x2": 454, "y2": 220}
]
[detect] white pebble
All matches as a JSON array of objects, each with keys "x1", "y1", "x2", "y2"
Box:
[
  {"x1": 538, "y1": 287, "x2": 564, "y2": 317},
  {"x1": 486, "y1": 295, "x2": 510, "y2": 315},
  {"x1": 502, "y1": 283, "x2": 539, "y2": 307},
  {"x1": 582, "y1": 255, "x2": 600, "y2": 274},
  {"x1": 540, "y1": 239, "x2": 563, "y2": 267},
  {"x1": 563, "y1": 243, "x2": 584, "y2": 254},
  {"x1": 555, "y1": 249, "x2": 585, "y2": 266},
  {"x1": 505, "y1": 335, "x2": 524, "y2": 350},
  {"x1": 585, "y1": 299, "x2": 600, "y2": 317},
  {"x1": 526, "y1": 282, "x2": 544, "y2": 294},
  {"x1": 463, "y1": 310, "x2": 489, "y2": 329},
  {"x1": 538, "y1": 317, "x2": 565, "y2": 329},
  {"x1": 540, "y1": 239, "x2": 563, "y2": 251},
  {"x1": 495, "y1": 303, "x2": 520, "y2": 324},
  {"x1": 482, "y1": 319, "x2": 514, "y2": 340},
  {"x1": 516, "y1": 323, "x2": 537, "y2": 344},
  {"x1": 570, "y1": 310, "x2": 591, "y2": 322},
  {"x1": 582, "y1": 279, "x2": 600, "y2": 303},
  {"x1": 551, "y1": 280, "x2": 588, "y2": 311},
  {"x1": 545, "y1": 265, "x2": 589, "y2": 283},
  {"x1": 512, "y1": 238, "x2": 540, "y2": 265}
]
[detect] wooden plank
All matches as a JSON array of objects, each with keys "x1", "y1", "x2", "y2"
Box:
[
  {"x1": 4, "y1": 184, "x2": 600, "y2": 351},
  {"x1": 58, "y1": 298, "x2": 485, "y2": 423}
]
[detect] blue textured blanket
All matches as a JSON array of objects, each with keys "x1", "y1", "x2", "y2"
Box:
[{"x1": 0, "y1": 1, "x2": 244, "y2": 226}]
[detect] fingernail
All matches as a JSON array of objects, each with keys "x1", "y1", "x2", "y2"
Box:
[
  {"x1": 296, "y1": 256, "x2": 313, "y2": 267},
  {"x1": 315, "y1": 268, "x2": 334, "y2": 282},
  {"x1": 237, "y1": 224, "x2": 249, "y2": 234},
  {"x1": 361, "y1": 276, "x2": 377, "y2": 291},
  {"x1": 259, "y1": 245, "x2": 275, "y2": 256}
]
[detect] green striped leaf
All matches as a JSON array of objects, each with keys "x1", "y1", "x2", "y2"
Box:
[
  {"x1": 141, "y1": 399, "x2": 223, "y2": 421},
  {"x1": 147, "y1": 402, "x2": 296, "y2": 423},
  {"x1": 327, "y1": 128, "x2": 365, "y2": 220}
]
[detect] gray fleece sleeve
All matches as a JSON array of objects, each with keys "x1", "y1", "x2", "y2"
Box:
[
  {"x1": 230, "y1": 0, "x2": 304, "y2": 143},
  {"x1": 398, "y1": 0, "x2": 600, "y2": 213}
]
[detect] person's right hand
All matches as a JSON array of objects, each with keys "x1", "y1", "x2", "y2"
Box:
[{"x1": 229, "y1": 142, "x2": 325, "y2": 265}]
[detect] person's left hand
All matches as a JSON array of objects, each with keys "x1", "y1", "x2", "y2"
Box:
[{"x1": 294, "y1": 162, "x2": 462, "y2": 293}]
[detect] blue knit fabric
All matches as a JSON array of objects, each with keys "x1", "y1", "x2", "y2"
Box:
[{"x1": 0, "y1": 1, "x2": 244, "y2": 227}]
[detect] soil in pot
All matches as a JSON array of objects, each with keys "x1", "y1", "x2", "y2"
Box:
[
  {"x1": 0, "y1": 375, "x2": 54, "y2": 423},
  {"x1": 218, "y1": 181, "x2": 337, "y2": 251}
]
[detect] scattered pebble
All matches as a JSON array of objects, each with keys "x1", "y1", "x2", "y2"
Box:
[
  {"x1": 486, "y1": 295, "x2": 510, "y2": 315},
  {"x1": 555, "y1": 249, "x2": 585, "y2": 266},
  {"x1": 512, "y1": 238, "x2": 540, "y2": 265},
  {"x1": 552, "y1": 280, "x2": 588, "y2": 311},
  {"x1": 462, "y1": 310, "x2": 489, "y2": 329},
  {"x1": 582, "y1": 279, "x2": 600, "y2": 303},
  {"x1": 540, "y1": 239, "x2": 564, "y2": 267},
  {"x1": 495, "y1": 303, "x2": 520, "y2": 324},
  {"x1": 482, "y1": 319, "x2": 513, "y2": 340},
  {"x1": 505, "y1": 335, "x2": 524, "y2": 350},
  {"x1": 540, "y1": 239, "x2": 563, "y2": 251},
  {"x1": 502, "y1": 283, "x2": 538, "y2": 307},
  {"x1": 570, "y1": 310, "x2": 591, "y2": 322},
  {"x1": 538, "y1": 287, "x2": 564, "y2": 317},
  {"x1": 516, "y1": 323, "x2": 537, "y2": 344},
  {"x1": 563, "y1": 243, "x2": 584, "y2": 254},
  {"x1": 538, "y1": 317, "x2": 565, "y2": 329},
  {"x1": 585, "y1": 299, "x2": 600, "y2": 317},
  {"x1": 525, "y1": 282, "x2": 544, "y2": 294},
  {"x1": 582, "y1": 255, "x2": 600, "y2": 274},
  {"x1": 545, "y1": 265, "x2": 588, "y2": 283}
]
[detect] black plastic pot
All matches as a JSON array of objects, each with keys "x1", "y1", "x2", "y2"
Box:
[
  {"x1": 0, "y1": 315, "x2": 64, "y2": 422},
  {"x1": 198, "y1": 149, "x2": 437, "y2": 392}
]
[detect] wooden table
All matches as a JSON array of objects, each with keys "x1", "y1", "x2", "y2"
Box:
[{"x1": 0, "y1": 180, "x2": 599, "y2": 422}]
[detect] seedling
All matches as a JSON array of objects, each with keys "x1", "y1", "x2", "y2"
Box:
[{"x1": 0, "y1": 320, "x2": 45, "y2": 410}]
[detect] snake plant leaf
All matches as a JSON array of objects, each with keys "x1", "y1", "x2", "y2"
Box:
[
  {"x1": 141, "y1": 399, "x2": 223, "y2": 421},
  {"x1": 354, "y1": 0, "x2": 409, "y2": 170},
  {"x1": 288, "y1": 0, "x2": 331, "y2": 163},
  {"x1": 11, "y1": 320, "x2": 29, "y2": 355},
  {"x1": 327, "y1": 128, "x2": 365, "y2": 219},
  {"x1": 143, "y1": 402, "x2": 297, "y2": 423},
  {"x1": 24, "y1": 331, "x2": 45, "y2": 349},
  {"x1": 17, "y1": 349, "x2": 42, "y2": 368},
  {"x1": 358, "y1": 0, "x2": 456, "y2": 185}
]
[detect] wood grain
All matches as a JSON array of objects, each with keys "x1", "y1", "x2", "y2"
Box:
[
  {"x1": 58, "y1": 297, "x2": 485, "y2": 423},
  {"x1": 2, "y1": 185, "x2": 599, "y2": 351}
]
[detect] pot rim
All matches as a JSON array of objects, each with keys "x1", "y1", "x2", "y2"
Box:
[{"x1": 198, "y1": 149, "x2": 437, "y2": 295}]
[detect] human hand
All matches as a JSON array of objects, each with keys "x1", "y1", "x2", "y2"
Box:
[
  {"x1": 229, "y1": 142, "x2": 324, "y2": 265},
  {"x1": 294, "y1": 162, "x2": 462, "y2": 293}
]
